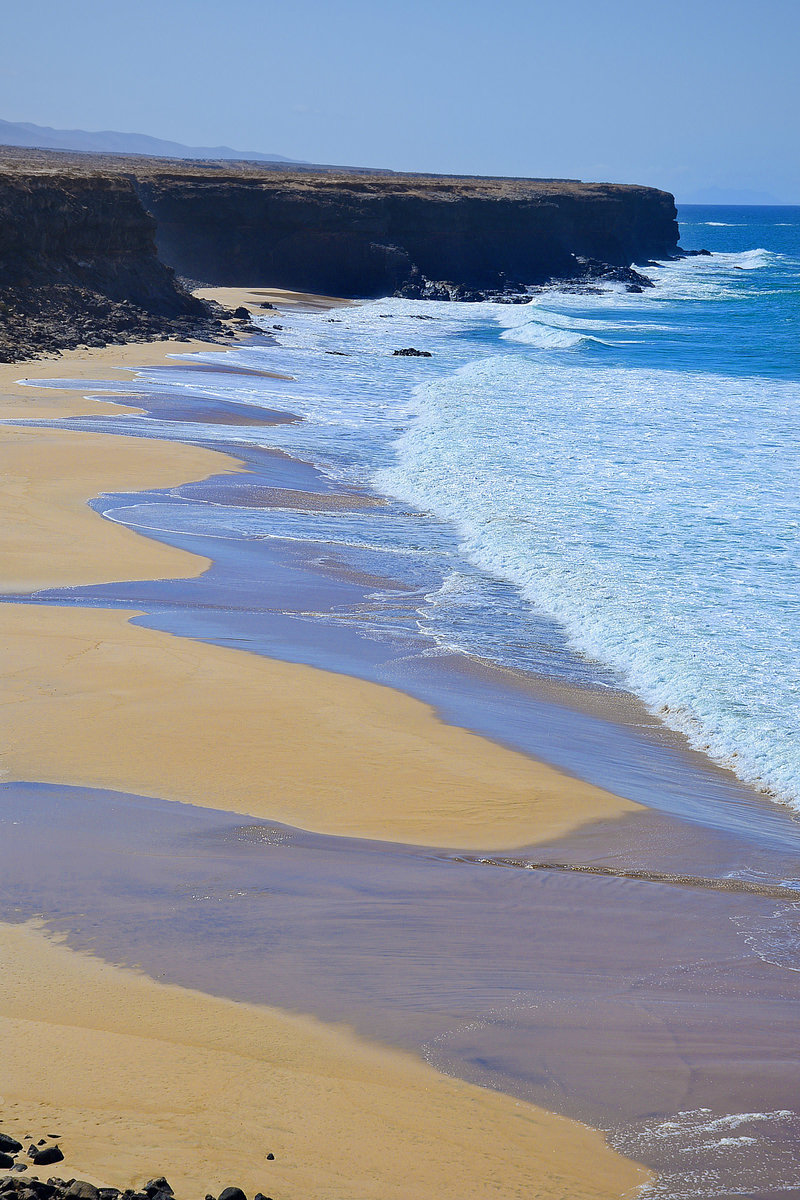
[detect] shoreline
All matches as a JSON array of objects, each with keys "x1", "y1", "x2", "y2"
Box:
[
  {"x1": 0, "y1": 300, "x2": 650, "y2": 1197},
  {"x1": 0, "y1": 921, "x2": 648, "y2": 1200}
]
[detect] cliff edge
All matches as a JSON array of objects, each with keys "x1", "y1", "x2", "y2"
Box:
[{"x1": 134, "y1": 167, "x2": 678, "y2": 297}]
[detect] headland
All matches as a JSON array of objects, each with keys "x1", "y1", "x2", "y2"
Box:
[{"x1": 0, "y1": 144, "x2": 678, "y2": 360}]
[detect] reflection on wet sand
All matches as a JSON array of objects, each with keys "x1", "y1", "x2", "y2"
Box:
[{"x1": 2, "y1": 781, "x2": 799, "y2": 1195}]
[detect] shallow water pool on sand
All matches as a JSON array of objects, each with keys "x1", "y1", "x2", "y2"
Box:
[{"x1": 2, "y1": 781, "x2": 800, "y2": 1197}]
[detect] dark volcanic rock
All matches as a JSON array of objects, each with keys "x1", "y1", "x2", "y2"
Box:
[
  {"x1": 142, "y1": 1180, "x2": 172, "y2": 1197},
  {"x1": 28, "y1": 1148, "x2": 63, "y2": 1167},
  {"x1": 26, "y1": 1149, "x2": 61, "y2": 1169},
  {"x1": 63, "y1": 1184, "x2": 99, "y2": 1200},
  {"x1": 569, "y1": 256, "x2": 655, "y2": 288},
  {"x1": 217, "y1": 1189, "x2": 246, "y2": 1200},
  {"x1": 0, "y1": 171, "x2": 227, "y2": 361},
  {"x1": 0, "y1": 1157, "x2": 15, "y2": 1171},
  {"x1": 393, "y1": 347, "x2": 432, "y2": 357},
  {"x1": 0, "y1": 1136, "x2": 23, "y2": 1155}
]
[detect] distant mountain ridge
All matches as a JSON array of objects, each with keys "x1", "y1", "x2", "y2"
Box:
[{"x1": 0, "y1": 118, "x2": 300, "y2": 164}]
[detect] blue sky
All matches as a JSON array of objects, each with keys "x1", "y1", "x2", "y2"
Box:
[{"x1": 2, "y1": 0, "x2": 799, "y2": 201}]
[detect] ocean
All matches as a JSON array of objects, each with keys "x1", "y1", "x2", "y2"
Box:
[{"x1": 99, "y1": 205, "x2": 800, "y2": 815}]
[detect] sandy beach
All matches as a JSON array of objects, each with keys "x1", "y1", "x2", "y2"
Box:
[
  {"x1": 0, "y1": 923, "x2": 648, "y2": 1200},
  {"x1": 0, "y1": 304, "x2": 647, "y2": 1197}
]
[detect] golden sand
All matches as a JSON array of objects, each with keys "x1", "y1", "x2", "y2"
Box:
[
  {"x1": 0, "y1": 923, "x2": 649, "y2": 1200},
  {"x1": 0, "y1": 601, "x2": 638, "y2": 849},
  {"x1": 193, "y1": 285, "x2": 350, "y2": 313},
  {"x1": 0, "y1": 424, "x2": 233, "y2": 592}
]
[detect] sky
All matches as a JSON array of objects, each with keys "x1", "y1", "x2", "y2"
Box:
[{"x1": 2, "y1": 0, "x2": 799, "y2": 202}]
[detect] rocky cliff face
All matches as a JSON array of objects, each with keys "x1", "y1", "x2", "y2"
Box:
[
  {"x1": 0, "y1": 172, "x2": 200, "y2": 309},
  {"x1": 0, "y1": 167, "x2": 216, "y2": 361},
  {"x1": 132, "y1": 169, "x2": 679, "y2": 297}
]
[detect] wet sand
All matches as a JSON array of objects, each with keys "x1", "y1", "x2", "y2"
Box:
[
  {"x1": 1, "y1": 922, "x2": 647, "y2": 1200},
  {"x1": 0, "y1": 600, "x2": 637, "y2": 848},
  {"x1": 3, "y1": 781, "x2": 800, "y2": 1196},
  {"x1": 0, "y1": 314, "x2": 648, "y2": 1196}
]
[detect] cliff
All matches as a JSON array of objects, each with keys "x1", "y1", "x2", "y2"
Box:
[
  {"x1": 0, "y1": 162, "x2": 223, "y2": 362},
  {"x1": 133, "y1": 168, "x2": 678, "y2": 297},
  {"x1": 0, "y1": 146, "x2": 680, "y2": 359}
]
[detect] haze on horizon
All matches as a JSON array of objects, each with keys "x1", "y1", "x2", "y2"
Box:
[{"x1": 2, "y1": 0, "x2": 799, "y2": 204}]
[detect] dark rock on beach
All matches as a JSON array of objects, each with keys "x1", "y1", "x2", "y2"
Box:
[
  {"x1": 28, "y1": 1149, "x2": 63, "y2": 1168},
  {"x1": 0, "y1": 1139, "x2": 23, "y2": 1157},
  {"x1": 393, "y1": 347, "x2": 432, "y2": 357},
  {"x1": 142, "y1": 1183, "x2": 172, "y2": 1199},
  {"x1": 0, "y1": 1177, "x2": 264, "y2": 1200},
  {"x1": 63, "y1": 1183, "x2": 99, "y2": 1200}
]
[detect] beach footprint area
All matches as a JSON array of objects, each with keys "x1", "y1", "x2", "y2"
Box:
[{"x1": 2, "y1": 289, "x2": 800, "y2": 1200}]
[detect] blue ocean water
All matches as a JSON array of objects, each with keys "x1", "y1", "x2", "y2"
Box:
[{"x1": 98, "y1": 206, "x2": 800, "y2": 811}]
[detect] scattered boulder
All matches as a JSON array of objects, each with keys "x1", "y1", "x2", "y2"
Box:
[
  {"x1": 393, "y1": 347, "x2": 432, "y2": 357},
  {"x1": 0, "y1": 1137, "x2": 22, "y2": 1155},
  {"x1": 29, "y1": 1148, "x2": 63, "y2": 1168},
  {"x1": 259, "y1": 301, "x2": 276, "y2": 309},
  {"x1": 0, "y1": 1157, "x2": 14, "y2": 1171},
  {"x1": 217, "y1": 1190, "x2": 246, "y2": 1200},
  {"x1": 232, "y1": 307, "x2": 250, "y2": 319},
  {"x1": 64, "y1": 1184, "x2": 99, "y2": 1200},
  {"x1": 265, "y1": 1154, "x2": 274, "y2": 1161},
  {"x1": 143, "y1": 1181, "x2": 172, "y2": 1198}
]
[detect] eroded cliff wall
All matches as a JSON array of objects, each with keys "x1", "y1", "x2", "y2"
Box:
[
  {"x1": 0, "y1": 168, "x2": 215, "y2": 360},
  {"x1": 132, "y1": 170, "x2": 679, "y2": 296},
  {"x1": 0, "y1": 172, "x2": 199, "y2": 310}
]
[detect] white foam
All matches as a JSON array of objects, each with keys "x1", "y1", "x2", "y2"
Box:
[
  {"x1": 124, "y1": 259, "x2": 800, "y2": 812},
  {"x1": 499, "y1": 320, "x2": 588, "y2": 348},
  {"x1": 378, "y1": 352, "x2": 800, "y2": 807}
]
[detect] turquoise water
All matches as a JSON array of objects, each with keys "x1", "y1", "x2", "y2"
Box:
[{"x1": 81, "y1": 206, "x2": 800, "y2": 812}]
